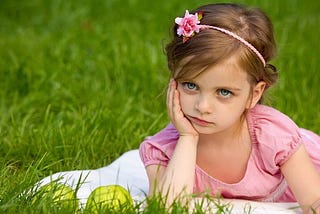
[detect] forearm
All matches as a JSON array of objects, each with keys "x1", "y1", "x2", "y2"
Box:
[
  {"x1": 157, "y1": 135, "x2": 198, "y2": 201},
  {"x1": 306, "y1": 199, "x2": 320, "y2": 214},
  {"x1": 280, "y1": 145, "x2": 320, "y2": 213}
]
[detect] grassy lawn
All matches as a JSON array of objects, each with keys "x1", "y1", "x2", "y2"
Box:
[{"x1": 0, "y1": 0, "x2": 319, "y2": 213}]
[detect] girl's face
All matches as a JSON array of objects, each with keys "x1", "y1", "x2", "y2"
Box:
[{"x1": 177, "y1": 55, "x2": 264, "y2": 135}]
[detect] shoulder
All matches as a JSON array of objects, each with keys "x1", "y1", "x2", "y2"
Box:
[
  {"x1": 140, "y1": 123, "x2": 179, "y2": 149},
  {"x1": 139, "y1": 123, "x2": 179, "y2": 167},
  {"x1": 247, "y1": 104, "x2": 303, "y2": 166},
  {"x1": 247, "y1": 104, "x2": 301, "y2": 141}
]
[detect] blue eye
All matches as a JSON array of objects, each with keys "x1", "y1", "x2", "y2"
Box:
[
  {"x1": 182, "y1": 82, "x2": 197, "y2": 90},
  {"x1": 219, "y1": 89, "x2": 232, "y2": 97}
]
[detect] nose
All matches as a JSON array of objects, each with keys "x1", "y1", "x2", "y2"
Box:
[{"x1": 195, "y1": 94, "x2": 212, "y2": 114}]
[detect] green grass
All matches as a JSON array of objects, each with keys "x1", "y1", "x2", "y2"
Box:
[{"x1": 0, "y1": 0, "x2": 319, "y2": 213}]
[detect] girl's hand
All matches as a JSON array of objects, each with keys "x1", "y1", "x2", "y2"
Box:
[{"x1": 167, "y1": 79, "x2": 198, "y2": 137}]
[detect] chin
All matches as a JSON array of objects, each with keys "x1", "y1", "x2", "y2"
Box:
[{"x1": 193, "y1": 126, "x2": 217, "y2": 135}]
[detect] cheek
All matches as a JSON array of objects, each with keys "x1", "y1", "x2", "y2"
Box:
[
  {"x1": 177, "y1": 91, "x2": 192, "y2": 111},
  {"x1": 178, "y1": 92, "x2": 187, "y2": 108},
  {"x1": 244, "y1": 92, "x2": 254, "y2": 109}
]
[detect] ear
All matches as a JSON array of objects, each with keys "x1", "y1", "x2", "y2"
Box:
[{"x1": 247, "y1": 81, "x2": 266, "y2": 109}]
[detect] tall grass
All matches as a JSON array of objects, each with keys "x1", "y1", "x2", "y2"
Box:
[{"x1": 0, "y1": 0, "x2": 319, "y2": 213}]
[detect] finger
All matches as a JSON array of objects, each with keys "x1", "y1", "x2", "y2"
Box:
[
  {"x1": 172, "y1": 88, "x2": 183, "y2": 119},
  {"x1": 166, "y1": 80, "x2": 172, "y2": 108},
  {"x1": 166, "y1": 79, "x2": 175, "y2": 118},
  {"x1": 168, "y1": 80, "x2": 179, "y2": 119}
]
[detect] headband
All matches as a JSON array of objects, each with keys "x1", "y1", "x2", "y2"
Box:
[{"x1": 175, "y1": 10, "x2": 266, "y2": 67}]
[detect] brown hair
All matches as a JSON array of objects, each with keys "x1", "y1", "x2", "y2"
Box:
[{"x1": 165, "y1": 3, "x2": 278, "y2": 101}]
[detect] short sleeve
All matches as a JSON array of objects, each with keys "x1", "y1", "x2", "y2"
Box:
[
  {"x1": 139, "y1": 123, "x2": 179, "y2": 167},
  {"x1": 247, "y1": 105, "x2": 303, "y2": 173}
]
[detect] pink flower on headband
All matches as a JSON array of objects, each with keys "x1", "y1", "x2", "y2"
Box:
[{"x1": 175, "y1": 10, "x2": 203, "y2": 42}]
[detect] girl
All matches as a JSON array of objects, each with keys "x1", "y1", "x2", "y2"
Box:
[{"x1": 139, "y1": 3, "x2": 320, "y2": 213}]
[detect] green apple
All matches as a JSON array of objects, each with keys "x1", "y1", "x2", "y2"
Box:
[
  {"x1": 33, "y1": 182, "x2": 78, "y2": 211},
  {"x1": 85, "y1": 185, "x2": 133, "y2": 213}
]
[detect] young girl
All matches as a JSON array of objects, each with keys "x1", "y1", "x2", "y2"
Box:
[{"x1": 139, "y1": 3, "x2": 320, "y2": 213}]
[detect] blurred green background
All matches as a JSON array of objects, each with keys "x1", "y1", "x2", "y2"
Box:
[{"x1": 0, "y1": 0, "x2": 319, "y2": 212}]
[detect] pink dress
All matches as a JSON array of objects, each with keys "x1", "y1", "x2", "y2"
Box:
[{"x1": 139, "y1": 104, "x2": 320, "y2": 202}]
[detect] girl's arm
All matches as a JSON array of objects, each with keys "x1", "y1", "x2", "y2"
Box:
[
  {"x1": 145, "y1": 80, "x2": 199, "y2": 203},
  {"x1": 146, "y1": 135, "x2": 198, "y2": 200},
  {"x1": 281, "y1": 144, "x2": 320, "y2": 213}
]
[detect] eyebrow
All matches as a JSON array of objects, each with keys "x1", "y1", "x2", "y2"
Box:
[
  {"x1": 180, "y1": 79, "x2": 243, "y2": 91},
  {"x1": 215, "y1": 86, "x2": 242, "y2": 91}
]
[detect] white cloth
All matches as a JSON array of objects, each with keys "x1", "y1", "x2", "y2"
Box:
[{"x1": 37, "y1": 149, "x2": 301, "y2": 213}]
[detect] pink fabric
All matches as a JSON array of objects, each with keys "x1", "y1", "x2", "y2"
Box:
[{"x1": 139, "y1": 104, "x2": 320, "y2": 202}]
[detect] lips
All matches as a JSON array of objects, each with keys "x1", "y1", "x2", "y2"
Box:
[{"x1": 187, "y1": 115, "x2": 213, "y2": 127}]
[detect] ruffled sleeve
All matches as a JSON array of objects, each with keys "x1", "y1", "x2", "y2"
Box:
[
  {"x1": 247, "y1": 105, "x2": 303, "y2": 174},
  {"x1": 139, "y1": 123, "x2": 179, "y2": 167}
]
